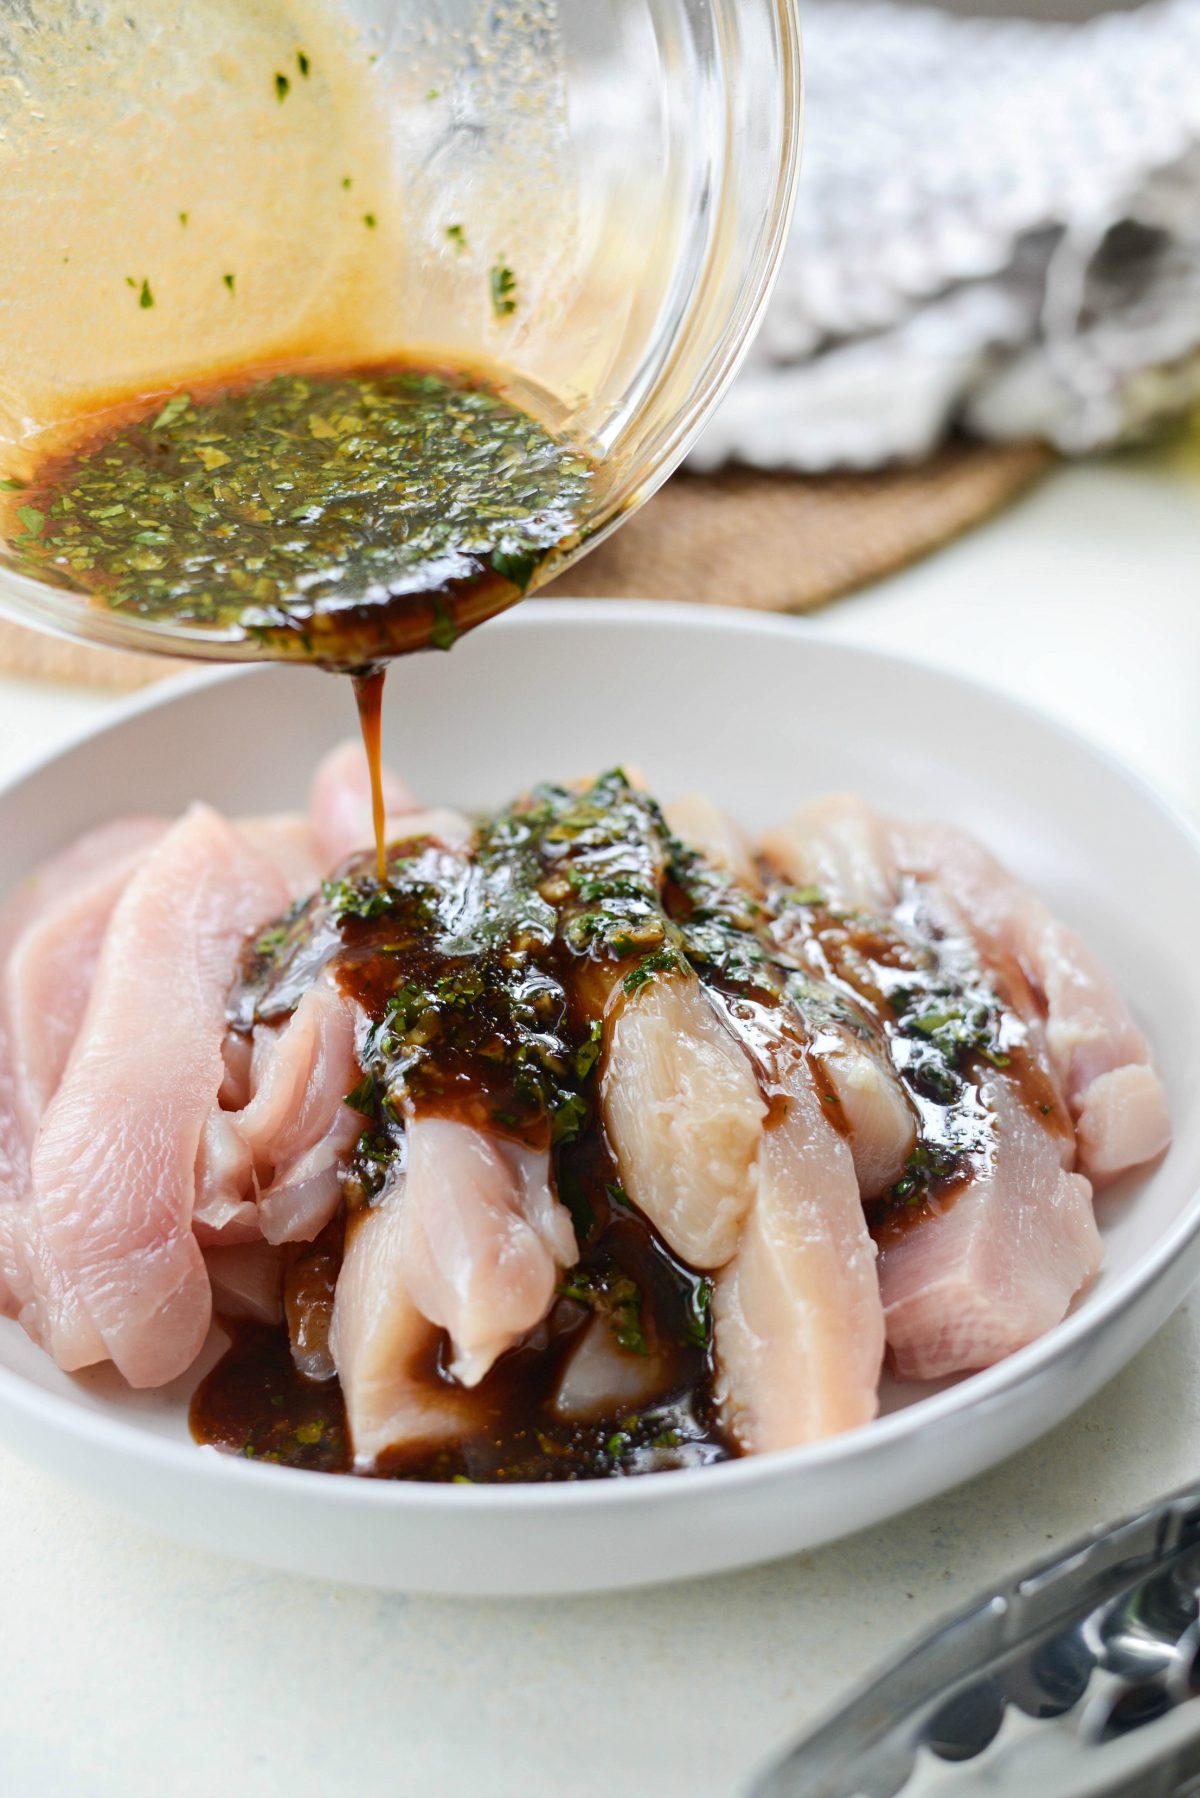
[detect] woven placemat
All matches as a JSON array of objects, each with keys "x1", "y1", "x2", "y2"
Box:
[
  {"x1": 543, "y1": 437, "x2": 1052, "y2": 610},
  {"x1": 0, "y1": 438, "x2": 1050, "y2": 689}
]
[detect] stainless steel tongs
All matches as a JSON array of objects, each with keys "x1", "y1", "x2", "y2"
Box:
[{"x1": 752, "y1": 1482, "x2": 1200, "y2": 1798}]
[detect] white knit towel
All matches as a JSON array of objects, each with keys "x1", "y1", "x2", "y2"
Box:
[{"x1": 692, "y1": 0, "x2": 1200, "y2": 471}]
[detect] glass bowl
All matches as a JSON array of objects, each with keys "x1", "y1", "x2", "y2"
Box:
[{"x1": 0, "y1": 0, "x2": 801, "y2": 664}]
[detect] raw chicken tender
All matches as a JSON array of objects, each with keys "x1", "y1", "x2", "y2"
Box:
[
  {"x1": 237, "y1": 814, "x2": 324, "y2": 900},
  {"x1": 603, "y1": 972, "x2": 765, "y2": 1269},
  {"x1": 400, "y1": 1116, "x2": 577, "y2": 1388},
  {"x1": 878, "y1": 1073, "x2": 1102, "y2": 1379},
  {"x1": 761, "y1": 794, "x2": 1136, "y2": 1381},
  {"x1": 889, "y1": 820, "x2": 1170, "y2": 1184},
  {"x1": 665, "y1": 793, "x2": 761, "y2": 894},
  {"x1": 331, "y1": 1177, "x2": 470, "y2": 1467},
  {"x1": 201, "y1": 981, "x2": 360, "y2": 1248},
  {"x1": 1, "y1": 818, "x2": 165, "y2": 1139},
  {"x1": 715, "y1": 1052, "x2": 885, "y2": 1450},
  {"x1": 18, "y1": 806, "x2": 289, "y2": 1385}
]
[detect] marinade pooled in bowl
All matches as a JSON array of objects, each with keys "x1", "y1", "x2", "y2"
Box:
[{"x1": 5, "y1": 357, "x2": 597, "y2": 669}]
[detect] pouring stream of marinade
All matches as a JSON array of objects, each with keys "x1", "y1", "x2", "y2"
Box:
[{"x1": 6, "y1": 358, "x2": 597, "y2": 880}]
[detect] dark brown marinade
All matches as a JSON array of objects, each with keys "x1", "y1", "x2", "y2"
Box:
[
  {"x1": 352, "y1": 668, "x2": 389, "y2": 884},
  {"x1": 232, "y1": 771, "x2": 691, "y2": 1183},
  {"x1": 8, "y1": 357, "x2": 596, "y2": 670},
  {"x1": 193, "y1": 773, "x2": 1065, "y2": 1479},
  {"x1": 191, "y1": 1164, "x2": 724, "y2": 1482},
  {"x1": 8, "y1": 355, "x2": 600, "y2": 873},
  {"x1": 380, "y1": 1183, "x2": 724, "y2": 1485},
  {"x1": 198, "y1": 772, "x2": 735, "y2": 1480},
  {"x1": 763, "y1": 872, "x2": 1069, "y2": 1239},
  {"x1": 191, "y1": 1321, "x2": 351, "y2": 1474}
]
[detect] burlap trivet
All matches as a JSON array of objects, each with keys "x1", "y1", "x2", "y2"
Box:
[{"x1": 0, "y1": 438, "x2": 1050, "y2": 689}]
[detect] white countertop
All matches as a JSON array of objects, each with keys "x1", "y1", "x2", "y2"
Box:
[{"x1": 1, "y1": 447, "x2": 1198, "y2": 1798}]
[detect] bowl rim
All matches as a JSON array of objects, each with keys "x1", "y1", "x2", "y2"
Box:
[{"x1": 1, "y1": 596, "x2": 1198, "y2": 1516}]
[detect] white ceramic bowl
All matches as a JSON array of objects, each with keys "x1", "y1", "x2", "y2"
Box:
[{"x1": 2, "y1": 600, "x2": 1199, "y2": 1596}]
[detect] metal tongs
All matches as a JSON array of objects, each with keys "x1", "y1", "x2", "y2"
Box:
[{"x1": 752, "y1": 1482, "x2": 1200, "y2": 1798}]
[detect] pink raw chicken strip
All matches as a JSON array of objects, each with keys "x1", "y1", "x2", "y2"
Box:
[
  {"x1": 21, "y1": 805, "x2": 290, "y2": 1386},
  {"x1": 602, "y1": 972, "x2": 765, "y2": 1269},
  {"x1": 400, "y1": 1115, "x2": 578, "y2": 1387},
  {"x1": 1, "y1": 818, "x2": 166, "y2": 1140},
  {"x1": 203, "y1": 1241, "x2": 284, "y2": 1324},
  {"x1": 331, "y1": 1176, "x2": 471, "y2": 1468},
  {"x1": 603, "y1": 966, "x2": 883, "y2": 1449},
  {"x1": 257, "y1": 1106, "x2": 363, "y2": 1247},
  {"x1": 0, "y1": 817, "x2": 164, "y2": 956},
  {"x1": 889, "y1": 820, "x2": 1170, "y2": 1185},
  {"x1": 194, "y1": 984, "x2": 363, "y2": 1250},
  {"x1": 757, "y1": 801, "x2": 919, "y2": 1199},
  {"x1": 193, "y1": 1108, "x2": 258, "y2": 1245},
  {"x1": 236, "y1": 814, "x2": 324, "y2": 900},
  {"x1": 664, "y1": 793, "x2": 762, "y2": 895},
  {"x1": 764, "y1": 795, "x2": 1105, "y2": 1380},
  {"x1": 714, "y1": 1053, "x2": 885, "y2": 1450},
  {"x1": 880, "y1": 1072, "x2": 1100, "y2": 1381},
  {"x1": 195, "y1": 798, "x2": 472, "y2": 1250},
  {"x1": 0, "y1": 1021, "x2": 27, "y2": 1315},
  {"x1": 0, "y1": 818, "x2": 165, "y2": 1316},
  {"x1": 654, "y1": 795, "x2": 916, "y2": 1202}
]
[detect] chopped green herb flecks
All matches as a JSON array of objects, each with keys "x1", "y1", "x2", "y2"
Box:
[
  {"x1": 189, "y1": 1322, "x2": 347, "y2": 1472},
  {"x1": 559, "y1": 1263, "x2": 648, "y2": 1357},
  {"x1": 490, "y1": 547, "x2": 538, "y2": 592},
  {"x1": 490, "y1": 263, "x2": 518, "y2": 318},
  {"x1": 623, "y1": 949, "x2": 682, "y2": 996},
  {"x1": 445, "y1": 223, "x2": 467, "y2": 253},
  {"x1": 150, "y1": 393, "x2": 191, "y2": 431},
  {"x1": 344, "y1": 1072, "x2": 377, "y2": 1114},
  {"x1": 891, "y1": 1141, "x2": 965, "y2": 1203},
  {"x1": 138, "y1": 279, "x2": 154, "y2": 309},
  {"x1": 573, "y1": 1020, "x2": 603, "y2": 1082},
  {"x1": 275, "y1": 71, "x2": 290, "y2": 101},
  {"x1": 685, "y1": 1276, "x2": 714, "y2": 1349},
  {"x1": 222, "y1": 272, "x2": 236, "y2": 293},
  {"x1": 195, "y1": 760, "x2": 1055, "y2": 1486},
  {"x1": 764, "y1": 873, "x2": 1036, "y2": 1212},
  {"x1": 429, "y1": 600, "x2": 458, "y2": 653},
  {"x1": 297, "y1": 50, "x2": 310, "y2": 77},
  {"x1": 362, "y1": 212, "x2": 376, "y2": 230},
  {"x1": 232, "y1": 772, "x2": 686, "y2": 1201},
  {"x1": 8, "y1": 363, "x2": 595, "y2": 665},
  {"x1": 551, "y1": 1091, "x2": 589, "y2": 1147}
]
